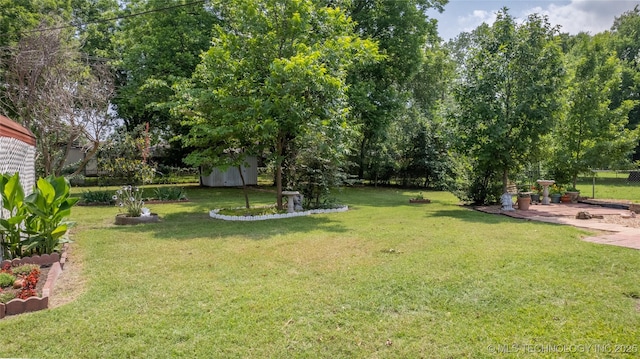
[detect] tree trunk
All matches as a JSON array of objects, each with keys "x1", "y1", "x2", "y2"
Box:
[
  {"x1": 276, "y1": 136, "x2": 284, "y2": 210},
  {"x1": 358, "y1": 137, "x2": 367, "y2": 179},
  {"x1": 238, "y1": 165, "x2": 250, "y2": 209},
  {"x1": 502, "y1": 168, "x2": 509, "y2": 193},
  {"x1": 276, "y1": 162, "x2": 283, "y2": 210}
]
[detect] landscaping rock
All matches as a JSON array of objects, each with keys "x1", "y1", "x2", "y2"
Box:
[{"x1": 576, "y1": 211, "x2": 592, "y2": 220}]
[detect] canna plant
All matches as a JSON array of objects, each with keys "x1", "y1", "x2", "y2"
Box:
[
  {"x1": 23, "y1": 176, "x2": 78, "y2": 255},
  {"x1": 0, "y1": 173, "x2": 29, "y2": 259},
  {"x1": 0, "y1": 173, "x2": 77, "y2": 259}
]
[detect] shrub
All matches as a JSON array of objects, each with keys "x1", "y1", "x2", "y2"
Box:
[
  {"x1": 154, "y1": 165, "x2": 198, "y2": 184},
  {"x1": 81, "y1": 189, "x2": 115, "y2": 204},
  {"x1": 449, "y1": 159, "x2": 503, "y2": 205},
  {"x1": 0, "y1": 272, "x2": 16, "y2": 287},
  {"x1": 153, "y1": 187, "x2": 187, "y2": 201},
  {"x1": 0, "y1": 291, "x2": 16, "y2": 303},
  {"x1": 97, "y1": 124, "x2": 157, "y2": 185}
]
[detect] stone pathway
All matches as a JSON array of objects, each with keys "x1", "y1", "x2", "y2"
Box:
[{"x1": 475, "y1": 202, "x2": 640, "y2": 250}]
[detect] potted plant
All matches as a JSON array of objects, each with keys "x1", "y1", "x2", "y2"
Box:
[
  {"x1": 549, "y1": 184, "x2": 563, "y2": 203},
  {"x1": 517, "y1": 191, "x2": 531, "y2": 210},
  {"x1": 113, "y1": 186, "x2": 159, "y2": 225},
  {"x1": 530, "y1": 183, "x2": 542, "y2": 204},
  {"x1": 564, "y1": 187, "x2": 580, "y2": 203}
]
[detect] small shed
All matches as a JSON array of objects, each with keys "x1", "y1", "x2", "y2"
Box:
[
  {"x1": 200, "y1": 156, "x2": 258, "y2": 187},
  {"x1": 0, "y1": 114, "x2": 36, "y2": 194},
  {"x1": 65, "y1": 145, "x2": 99, "y2": 176}
]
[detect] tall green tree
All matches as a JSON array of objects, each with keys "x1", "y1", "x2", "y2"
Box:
[
  {"x1": 610, "y1": 5, "x2": 640, "y2": 160},
  {"x1": 110, "y1": 0, "x2": 219, "y2": 166},
  {"x1": 0, "y1": 22, "x2": 115, "y2": 177},
  {"x1": 71, "y1": 0, "x2": 120, "y2": 58},
  {"x1": 175, "y1": 0, "x2": 379, "y2": 209},
  {"x1": 375, "y1": 40, "x2": 456, "y2": 190},
  {"x1": 0, "y1": 0, "x2": 74, "y2": 123},
  {"x1": 453, "y1": 9, "x2": 565, "y2": 204},
  {"x1": 0, "y1": 1, "x2": 117, "y2": 177},
  {"x1": 549, "y1": 34, "x2": 639, "y2": 187},
  {"x1": 339, "y1": 0, "x2": 447, "y2": 179},
  {"x1": 0, "y1": 0, "x2": 72, "y2": 48}
]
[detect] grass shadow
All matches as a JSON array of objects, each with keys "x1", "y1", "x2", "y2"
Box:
[
  {"x1": 107, "y1": 208, "x2": 349, "y2": 241},
  {"x1": 424, "y1": 206, "x2": 564, "y2": 229}
]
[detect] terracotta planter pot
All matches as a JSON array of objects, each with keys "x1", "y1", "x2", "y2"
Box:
[
  {"x1": 565, "y1": 191, "x2": 580, "y2": 203},
  {"x1": 560, "y1": 194, "x2": 571, "y2": 203},
  {"x1": 517, "y1": 196, "x2": 531, "y2": 210},
  {"x1": 115, "y1": 213, "x2": 159, "y2": 225}
]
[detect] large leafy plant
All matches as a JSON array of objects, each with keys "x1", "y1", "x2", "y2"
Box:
[
  {"x1": 0, "y1": 174, "x2": 29, "y2": 259},
  {"x1": 23, "y1": 176, "x2": 79, "y2": 255},
  {"x1": 0, "y1": 173, "x2": 77, "y2": 259}
]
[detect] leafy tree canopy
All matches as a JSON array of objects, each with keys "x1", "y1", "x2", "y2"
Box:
[
  {"x1": 174, "y1": 0, "x2": 379, "y2": 208},
  {"x1": 453, "y1": 8, "x2": 565, "y2": 202},
  {"x1": 0, "y1": 0, "x2": 72, "y2": 48},
  {"x1": 548, "y1": 33, "x2": 639, "y2": 186},
  {"x1": 111, "y1": 0, "x2": 219, "y2": 131},
  {"x1": 338, "y1": 0, "x2": 448, "y2": 178}
]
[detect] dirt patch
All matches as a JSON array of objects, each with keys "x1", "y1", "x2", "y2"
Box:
[
  {"x1": 594, "y1": 214, "x2": 640, "y2": 229},
  {"x1": 49, "y1": 244, "x2": 85, "y2": 308}
]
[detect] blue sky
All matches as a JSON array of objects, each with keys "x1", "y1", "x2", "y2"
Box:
[{"x1": 428, "y1": 0, "x2": 640, "y2": 41}]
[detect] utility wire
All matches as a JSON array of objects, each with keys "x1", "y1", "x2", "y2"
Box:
[{"x1": 22, "y1": 0, "x2": 207, "y2": 34}]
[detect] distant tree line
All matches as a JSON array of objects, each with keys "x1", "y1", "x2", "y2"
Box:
[{"x1": 0, "y1": 1, "x2": 638, "y2": 206}]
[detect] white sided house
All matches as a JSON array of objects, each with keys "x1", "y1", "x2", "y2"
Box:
[
  {"x1": 200, "y1": 156, "x2": 258, "y2": 187},
  {"x1": 0, "y1": 114, "x2": 36, "y2": 196}
]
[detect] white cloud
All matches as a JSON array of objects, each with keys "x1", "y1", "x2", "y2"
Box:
[
  {"x1": 524, "y1": 1, "x2": 638, "y2": 35},
  {"x1": 434, "y1": 1, "x2": 638, "y2": 41},
  {"x1": 457, "y1": 9, "x2": 498, "y2": 33}
]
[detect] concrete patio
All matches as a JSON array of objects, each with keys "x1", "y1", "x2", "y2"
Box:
[{"x1": 475, "y1": 201, "x2": 640, "y2": 250}]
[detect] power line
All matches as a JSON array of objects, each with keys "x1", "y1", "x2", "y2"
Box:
[{"x1": 22, "y1": 0, "x2": 207, "y2": 34}]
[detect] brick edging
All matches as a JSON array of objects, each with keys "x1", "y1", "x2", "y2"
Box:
[{"x1": 0, "y1": 244, "x2": 68, "y2": 319}]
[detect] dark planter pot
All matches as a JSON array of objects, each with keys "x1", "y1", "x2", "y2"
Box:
[
  {"x1": 550, "y1": 194, "x2": 561, "y2": 203},
  {"x1": 530, "y1": 193, "x2": 540, "y2": 203},
  {"x1": 115, "y1": 213, "x2": 159, "y2": 225}
]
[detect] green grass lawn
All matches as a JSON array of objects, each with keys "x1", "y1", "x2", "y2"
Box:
[
  {"x1": 576, "y1": 171, "x2": 640, "y2": 202},
  {"x1": 1, "y1": 185, "x2": 639, "y2": 358}
]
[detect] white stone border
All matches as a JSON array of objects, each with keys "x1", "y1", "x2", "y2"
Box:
[{"x1": 209, "y1": 206, "x2": 349, "y2": 221}]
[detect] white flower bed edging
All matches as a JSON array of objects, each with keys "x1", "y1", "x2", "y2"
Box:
[{"x1": 209, "y1": 206, "x2": 349, "y2": 221}]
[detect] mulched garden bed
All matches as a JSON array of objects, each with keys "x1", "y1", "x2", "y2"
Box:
[{"x1": 0, "y1": 246, "x2": 67, "y2": 319}]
